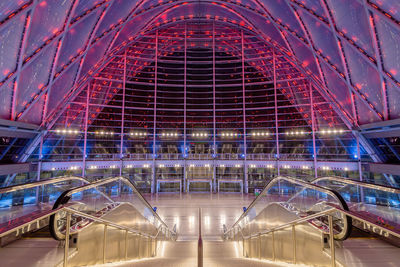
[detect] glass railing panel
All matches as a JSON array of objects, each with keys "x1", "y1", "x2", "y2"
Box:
[
  {"x1": 0, "y1": 177, "x2": 88, "y2": 232},
  {"x1": 228, "y1": 176, "x2": 351, "y2": 241},
  {"x1": 313, "y1": 177, "x2": 400, "y2": 228},
  {"x1": 50, "y1": 177, "x2": 175, "y2": 241}
]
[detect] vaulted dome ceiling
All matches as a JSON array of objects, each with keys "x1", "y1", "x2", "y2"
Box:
[{"x1": 1, "y1": 0, "x2": 400, "y2": 164}]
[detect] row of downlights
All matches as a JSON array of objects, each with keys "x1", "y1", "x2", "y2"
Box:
[
  {"x1": 53, "y1": 165, "x2": 348, "y2": 171},
  {"x1": 54, "y1": 129, "x2": 346, "y2": 137}
]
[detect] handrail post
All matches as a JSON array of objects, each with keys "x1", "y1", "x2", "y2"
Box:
[
  {"x1": 292, "y1": 225, "x2": 296, "y2": 264},
  {"x1": 242, "y1": 236, "x2": 245, "y2": 256},
  {"x1": 272, "y1": 231, "x2": 275, "y2": 261},
  {"x1": 125, "y1": 230, "x2": 128, "y2": 260},
  {"x1": 328, "y1": 215, "x2": 336, "y2": 267},
  {"x1": 198, "y1": 208, "x2": 203, "y2": 267},
  {"x1": 103, "y1": 225, "x2": 107, "y2": 264},
  {"x1": 63, "y1": 212, "x2": 71, "y2": 267}
]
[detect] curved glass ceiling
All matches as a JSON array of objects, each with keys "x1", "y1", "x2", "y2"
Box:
[{"x1": 0, "y1": 0, "x2": 398, "y2": 127}]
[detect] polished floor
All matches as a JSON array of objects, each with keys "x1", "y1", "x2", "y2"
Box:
[
  {"x1": 0, "y1": 193, "x2": 399, "y2": 266},
  {"x1": 146, "y1": 193, "x2": 254, "y2": 241}
]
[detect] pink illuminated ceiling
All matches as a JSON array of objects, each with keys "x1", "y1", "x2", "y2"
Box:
[{"x1": 0, "y1": 0, "x2": 399, "y2": 128}]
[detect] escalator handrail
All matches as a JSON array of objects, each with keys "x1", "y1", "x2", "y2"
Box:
[
  {"x1": 231, "y1": 204, "x2": 400, "y2": 241},
  {"x1": 225, "y1": 176, "x2": 352, "y2": 240},
  {"x1": 0, "y1": 176, "x2": 90, "y2": 194},
  {"x1": 50, "y1": 176, "x2": 175, "y2": 235},
  {"x1": 236, "y1": 207, "x2": 337, "y2": 240},
  {"x1": 312, "y1": 176, "x2": 400, "y2": 194}
]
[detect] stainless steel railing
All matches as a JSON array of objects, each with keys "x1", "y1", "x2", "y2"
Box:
[
  {"x1": 227, "y1": 176, "x2": 352, "y2": 240},
  {"x1": 49, "y1": 176, "x2": 176, "y2": 240},
  {"x1": 0, "y1": 176, "x2": 89, "y2": 194},
  {"x1": 312, "y1": 176, "x2": 400, "y2": 194},
  {"x1": 224, "y1": 206, "x2": 400, "y2": 267},
  {"x1": 0, "y1": 205, "x2": 175, "y2": 267}
]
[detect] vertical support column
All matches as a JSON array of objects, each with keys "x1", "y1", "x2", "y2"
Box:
[
  {"x1": 82, "y1": 83, "x2": 90, "y2": 177},
  {"x1": 309, "y1": 82, "x2": 318, "y2": 179},
  {"x1": 356, "y1": 135, "x2": 362, "y2": 181},
  {"x1": 152, "y1": 30, "x2": 159, "y2": 193},
  {"x1": 37, "y1": 134, "x2": 44, "y2": 181},
  {"x1": 273, "y1": 50, "x2": 280, "y2": 176},
  {"x1": 212, "y1": 21, "x2": 217, "y2": 192},
  {"x1": 241, "y1": 30, "x2": 248, "y2": 193},
  {"x1": 119, "y1": 50, "x2": 127, "y2": 176},
  {"x1": 183, "y1": 23, "x2": 187, "y2": 193},
  {"x1": 36, "y1": 133, "x2": 44, "y2": 203}
]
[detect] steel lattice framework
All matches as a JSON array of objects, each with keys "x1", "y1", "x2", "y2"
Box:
[
  {"x1": 23, "y1": 21, "x2": 380, "y2": 193},
  {"x1": 0, "y1": 0, "x2": 400, "y2": 188}
]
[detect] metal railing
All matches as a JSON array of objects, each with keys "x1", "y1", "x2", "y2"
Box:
[
  {"x1": 0, "y1": 176, "x2": 89, "y2": 194},
  {"x1": 224, "y1": 206, "x2": 400, "y2": 267},
  {"x1": 0, "y1": 205, "x2": 175, "y2": 267},
  {"x1": 49, "y1": 176, "x2": 176, "y2": 240},
  {"x1": 226, "y1": 176, "x2": 352, "y2": 240},
  {"x1": 312, "y1": 176, "x2": 400, "y2": 194}
]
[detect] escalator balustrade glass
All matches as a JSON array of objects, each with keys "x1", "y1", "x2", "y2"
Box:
[
  {"x1": 50, "y1": 176, "x2": 175, "y2": 241},
  {"x1": 313, "y1": 176, "x2": 400, "y2": 238},
  {"x1": 0, "y1": 176, "x2": 88, "y2": 234},
  {"x1": 226, "y1": 176, "x2": 351, "y2": 241}
]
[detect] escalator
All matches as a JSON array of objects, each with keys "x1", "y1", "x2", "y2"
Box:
[
  {"x1": 1, "y1": 175, "x2": 399, "y2": 266},
  {"x1": 0, "y1": 176, "x2": 90, "y2": 246},
  {"x1": 223, "y1": 176, "x2": 400, "y2": 266},
  {"x1": 311, "y1": 176, "x2": 400, "y2": 246},
  {"x1": 0, "y1": 176, "x2": 176, "y2": 266}
]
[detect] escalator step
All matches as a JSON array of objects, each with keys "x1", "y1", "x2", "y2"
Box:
[{"x1": 22, "y1": 226, "x2": 52, "y2": 239}]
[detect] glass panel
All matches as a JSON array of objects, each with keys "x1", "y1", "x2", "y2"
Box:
[
  {"x1": 0, "y1": 79, "x2": 14, "y2": 120},
  {"x1": 301, "y1": 0, "x2": 328, "y2": 21},
  {"x1": 355, "y1": 94, "x2": 382, "y2": 124},
  {"x1": 370, "y1": 0, "x2": 400, "y2": 22},
  {"x1": 327, "y1": 0, "x2": 375, "y2": 57},
  {"x1": 260, "y1": 0, "x2": 305, "y2": 39},
  {"x1": 25, "y1": 0, "x2": 72, "y2": 57},
  {"x1": 314, "y1": 177, "x2": 400, "y2": 238},
  {"x1": 387, "y1": 80, "x2": 400, "y2": 120},
  {"x1": 374, "y1": 14, "x2": 400, "y2": 83},
  {"x1": 225, "y1": 177, "x2": 350, "y2": 241},
  {"x1": 0, "y1": 0, "x2": 30, "y2": 22},
  {"x1": 343, "y1": 43, "x2": 384, "y2": 115},
  {"x1": 94, "y1": 0, "x2": 139, "y2": 39},
  {"x1": 321, "y1": 63, "x2": 354, "y2": 120},
  {"x1": 16, "y1": 42, "x2": 57, "y2": 115},
  {"x1": 300, "y1": 10, "x2": 344, "y2": 74},
  {"x1": 73, "y1": 0, "x2": 103, "y2": 21},
  {"x1": 18, "y1": 93, "x2": 45, "y2": 124},
  {"x1": 0, "y1": 12, "x2": 25, "y2": 81},
  {"x1": 286, "y1": 34, "x2": 320, "y2": 79},
  {"x1": 52, "y1": 177, "x2": 173, "y2": 239},
  {"x1": 56, "y1": 11, "x2": 100, "y2": 73},
  {"x1": 46, "y1": 61, "x2": 79, "y2": 117},
  {"x1": 79, "y1": 34, "x2": 113, "y2": 81},
  {"x1": 0, "y1": 177, "x2": 88, "y2": 232}
]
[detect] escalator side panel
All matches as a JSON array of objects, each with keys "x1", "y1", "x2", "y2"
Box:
[
  {"x1": 241, "y1": 203, "x2": 332, "y2": 266},
  {"x1": 66, "y1": 203, "x2": 158, "y2": 266}
]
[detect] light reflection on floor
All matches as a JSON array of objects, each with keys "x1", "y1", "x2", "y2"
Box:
[{"x1": 145, "y1": 193, "x2": 254, "y2": 240}]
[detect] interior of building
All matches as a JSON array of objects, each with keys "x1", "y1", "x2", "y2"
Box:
[{"x1": 0, "y1": 0, "x2": 400, "y2": 266}]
